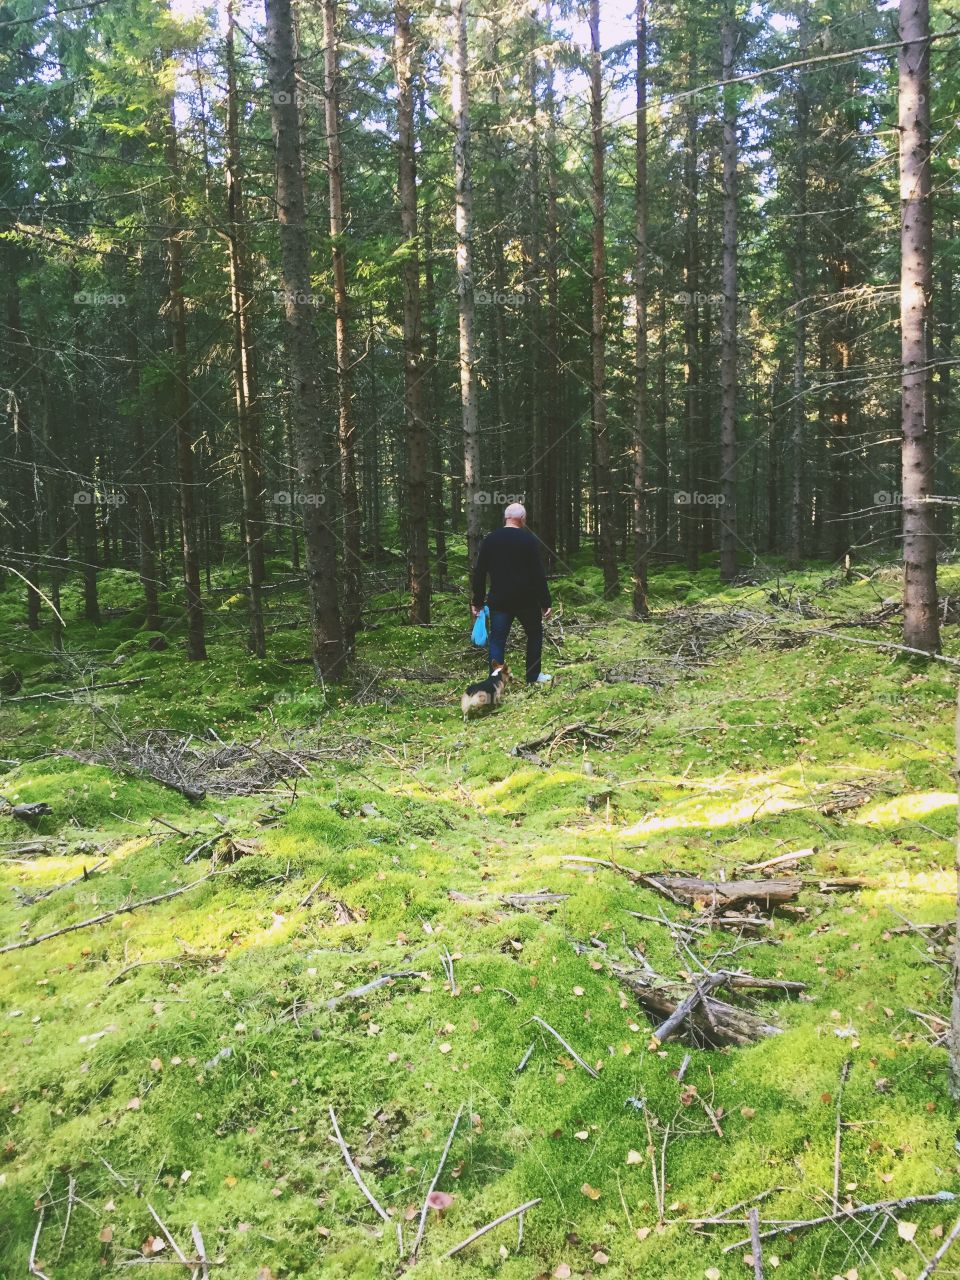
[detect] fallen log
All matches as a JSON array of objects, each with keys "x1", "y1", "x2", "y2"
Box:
[
  {"x1": 564, "y1": 857, "x2": 801, "y2": 913},
  {"x1": 645, "y1": 875, "x2": 801, "y2": 912},
  {"x1": 612, "y1": 963, "x2": 789, "y2": 1047},
  {"x1": 1, "y1": 802, "x2": 53, "y2": 826}
]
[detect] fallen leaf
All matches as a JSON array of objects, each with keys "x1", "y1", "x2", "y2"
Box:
[
  {"x1": 99, "y1": 1226, "x2": 113, "y2": 1243},
  {"x1": 554, "y1": 1267, "x2": 572, "y2": 1280},
  {"x1": 574, "y1": 1131, "x2": 589, "y2": 1141},
  {"x1": 636, "y1": 1226, "x2": 651, "y2": 1241},
  {"x1": 581, "y1": 1183, "x2": 601, "y2": 1200},
  {"x1": 626, "y1": 1149, "x2": 643, "y2": 1165},
  {"x1": 897, "y1": 1221, "x2": 917, "y2": 1243},
  {"x1": 126, "y1": 1097, "x2": 141, "y2": 1111},
  {"x1": 705, "y1": 1270, "x2": 721, "y2": 1280},
  {"x1": 740, "y1": 1106, "x2": 755, "y2": 1119},
  {"x1": 593, "y1": 1250, "x2": 609, "y2": 1264}
]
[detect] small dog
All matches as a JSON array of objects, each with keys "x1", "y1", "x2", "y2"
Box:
[{"x1": 461, "y1": 665, "x2": 510, "y2": 719}]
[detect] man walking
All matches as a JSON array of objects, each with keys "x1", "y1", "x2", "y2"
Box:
[{"x1": 471, "y1": 502, "x2": 552, "y2": 685}]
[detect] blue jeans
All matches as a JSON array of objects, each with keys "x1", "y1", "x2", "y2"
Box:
[{"x1": 488, "y1": 607, "x2": 543, "y2": 683}]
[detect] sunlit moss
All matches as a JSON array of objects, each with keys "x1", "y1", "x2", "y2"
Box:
[{"x1": 0, "y1": 554, "x2": 958, "y2": 1277}]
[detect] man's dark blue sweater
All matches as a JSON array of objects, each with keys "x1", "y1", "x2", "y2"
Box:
[{"x1": 471, "y1": 526, "x2": 551, "y2": 612}]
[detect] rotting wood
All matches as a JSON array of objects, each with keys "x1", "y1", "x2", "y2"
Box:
[
  {"x1": 613, "y1": 964, "x2": 790, "y2": 1047},
  {"x1": 2, "y1": 801, "x2": 52, "y2": 826},
  {"x1": 567, "y1": 857, "x2": 803, "y2": 914}
]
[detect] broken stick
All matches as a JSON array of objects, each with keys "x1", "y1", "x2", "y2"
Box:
[
  {"x1": 441, "y1": 1198, "x2": 541, "y2": 1259},
  {"x1": 529, "y1": 1014, "x2": 599, "y2": 1078},
  {"x1": 722, "y1": 1191, "x2": 956, "y2": 1252},
  {"x1": 328, "y1": 1106, "x2": 403, "y2": 1256},
  {"x1": 0, "y1": 871, "x2": 220, "y2": 955}
]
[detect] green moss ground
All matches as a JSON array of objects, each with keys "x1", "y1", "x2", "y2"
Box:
[{"x1": 0, "y1": 550, "x2": 958, "y2": 1279}]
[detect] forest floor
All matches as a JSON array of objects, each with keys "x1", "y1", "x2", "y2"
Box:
[{"x1": 0, "y1": 548, "x2": 958, "y2": 1280}]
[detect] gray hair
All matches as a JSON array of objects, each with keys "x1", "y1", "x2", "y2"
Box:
[{"x1": 504, "y1": 502, "x2": 526, "y2": 523}]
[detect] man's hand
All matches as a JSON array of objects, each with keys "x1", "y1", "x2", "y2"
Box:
[{"x1": 542, "y1": 607, "x2": 552, "y2": 620}]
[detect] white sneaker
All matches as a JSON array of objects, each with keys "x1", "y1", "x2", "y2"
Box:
[{"x1": 534, "y1": 673, "x2": 552, "y2": 685}]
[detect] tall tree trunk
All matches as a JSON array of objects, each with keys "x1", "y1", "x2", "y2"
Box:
[
  {"x1": 417, "y1": 106, "x2": 448, "y2": 582},
  {"x1": 787, "y1": 6, "x2": 809, "y2": 569},
  {"x1": 937, "y1": 216, "x2": 954, "y2": 546},
  {"x1": 125, "y1": 308, "x2": 161, "y2": 636},
  {"x1": 6, "y1": 270, "x2": 42, "y2": 629},
  {"x1": 163, "y1": 94, "x2": 207, "y2": 661},
  {"x1": 656, "y1": 289, "x2": 669, "y2": 551},
  {"x1": 226, "y1": 0, "x2": 267, "y2": 658},
  {"x1": 322, "y1": 0, "x2": 363, "y2": 648},
  {"x1": 265, "y1": 0, "x2": 346, "y2": 679},
  {"x1": 632, "y1": 0, "x2": 649, "y2": 618},
  {"x1": 541, "y1": 6, "x2": 560, "y2": 570},
  {"x1": 899, "y1": 0, "x2": 940, "y2": 653},
  {"x1": 718, "y1": 8, "x2": 738, "y2": 583},
  {"x1": 589, "y1": 0, "x2": 618, "y2": 599},
  {"x1": 526, "y1": 39, "x2": 544, "y2": 532},
  {"x1": 826, "y1": 256, "x2": 852, "y2": 562},
  {"x1": 488, "y1": 22, "x2": 508, "y2": 496},
  {"x1": 682, "y1": 40, "x2": 700, "y2": 573},
  {"x1": 394, "y1": 0, "x2": 431, "y2": 623},
  {"x1": 451, "y1": 0, "x2": 481, "y2": 566}
]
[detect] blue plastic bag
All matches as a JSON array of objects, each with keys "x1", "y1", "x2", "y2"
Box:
[{"x1": 471, "y1": 606, "x2": 489, "y2": 647}]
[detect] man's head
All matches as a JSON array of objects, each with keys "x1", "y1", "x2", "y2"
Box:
[{"x1": 504, "y1": 502, "x2": 526, "y2": 527}]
